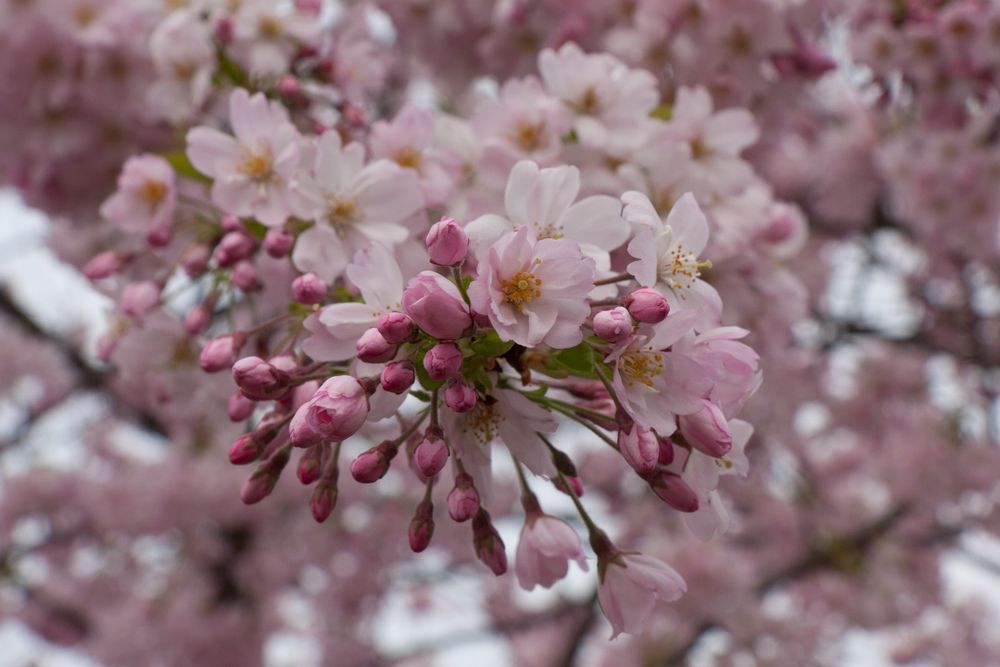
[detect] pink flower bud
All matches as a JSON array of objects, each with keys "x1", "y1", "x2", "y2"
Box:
[
  {"x1": 426, "y1": 216, "x2": 469, "y2": 266},
  {"x1": 356, "y1": 327, "x2": 396, "y2": 363},
  {"x1": 146, "y1": 225, "x2": 171, "y2": 248},
  {"x1": 555, "y1": 475, "x2": 584, "y2": 498},
  {"x1": 277, "y1": 74, "x2": 303, "y2": 99},
  {"x1": 227, "y1": 392, "x2": 255, "y2": 422},
  {"x1": 240, "y1": 445, "x2": 291, "y2": 504},
  {"x1": 617, "y1": 422, "x2": 659, "y2": 475},
  {"x1": 289, "y1": 404, "x2": 322, "y2": 447},
  {"x1": 310, "y1": 480, "x2": 338, "y2": 523},
  {"x1": 303, "y1": 376, "x2": 370, "y2": 440},
  {"x1": 402, "y1": 271, "x2": 472, "y2": 340},
  {"x1": 443, "y1": 381, "x2": 477, "y2": 412},
  {"x1": 447, "y1": 473, "x2": 479, "y2": 522},
  {"x1": 648, "y1": 471, "x2": 699, "y2": 512},
  {"x1": 473, "y1": 509, "x2": 508, "y2": 575},
  {"x1": 423, "y1": 342, "x2": 462, "y2": 381},
  {"x1": 292, "y1": 272, "x2": 326, "y2": 304},
  {"x1": 121, "y1": 281, "x2": 160, "y2": 319},
  {"x1": 232, "y1": 356, "x2": 290, "y2": 401},
  {"x1": 215, "y1": 16, "x2": 234, "y2": 43},
  {"x1": 762, "y1": 206, "x2": 799, "y2": 243},
  {"x1": 228, "y1": 434, "x2": 262, "y2": 465},
  {"x1": 200, "y1": 334, "x2": 242, "y2": 372},
  {"x1": 297, "y1": 444, "x2": 325, "y2": 485},
  {"x1": 263, "y1": 227, "x2": 295, "y2": 257},
  {"x1": 83, "y1": 251, "x2": 125, "y2": 280},
  {"x1": 624, "y1": 288, "x2": 669, "y2": 324},
  {"x1": 658, "y1": 437, "x2": 675, "y2": 465},
  {"x1": 377, "y1": 312, "x2": 415, "y2": 344},
  {"x1": 593, "y1": 306, "x2": 633, "y2": 342},
  {"x1": 221, "y1": 214, "x2": 242, "y2": 232},
  {"x1": 214, "y1": 231, "x2": 255, "y2": 267},
  {"x1": 678, "y1": 399, "x2": 732, "y2": 458},
  {"x1": 182, "y1": 244, "x2": 212, "y2": 277},
  {"x1": 231, "y1": 260, "x2": 261, "y2": 292},
  {"x1": 350, "y1": 441, "x2": 397, "y2": 483},
  {"x1": 414, "y1": 431, "x2": 449, "y2": 478},
  {"x1": 380, "y1": 361, "x2": 415, "y2": 394},
  {"x1": 182, "y1": 304, "x2": 210, "y2": 335},
  {"x1": 409, "y1": 498, "x2": 435, "y2": 552}
]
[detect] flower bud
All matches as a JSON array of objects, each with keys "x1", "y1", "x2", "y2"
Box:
[
  {"x1": 648, "y1": 471, "x2": 699, "y2": 513},
  {"x1": 447, "y1": 473, "x2": 479, "y2": 522},
  {"x1": 221, "y1": 214, "x2": 242, "y2": 232},
  {"x1": 409, "y1": 498, "x2": 435, "y2": 552},
  {"x1": 356, "y1": 327, "x2": 396, "y2": 363},
  {"x1": 232, "y1": 260, "x2": 262, "y2": 292},
  {"x1": 555, "y1": 475, "x2": 584, "y2": 498},
  {"x1": 380, "y1": 360, "x2": 415, "y2": 394},
  {"x1": 182, "y1": 244, "x2": 212, "y2": 277},
  {"x1": 618, "y1": 422, "x2": 659, "y2": 475},
  {"x1": 232, "y1": 356, "x2": 290, "y2": 401},
  {"x1": 472, "y1": 509, "x2": 507, "y2": 575},
  {"x1": 310, "y1": 480, "x2": 338, "y2": 523},
  {"x1": 289, "y1": 404, "x2": 322, "y2": 447},
  {"x1": 184, "y1": 304, "x2": 212, "y2": 335},
  {"x1": 121, "y1": 281, "x2": 160, "y2": 319},
  {"x1": 228, "y1": 433, "x2": 263, "y2": 465},
  {"x1": 146, "y1": 225, "x2": 171, "y2": 248},
  {"x1": 83, "y1": 250, "x2": 125, "y2": 280},
  {"x1": 678, "y1": 399, "x2": 732, "y2": 458},
  {"x1": 377, "y1": 312, "x2": 415, "y2": 344},
  {"x1": 214, "y1": 230, "x2": 255, "y2": 267},
  {"x1": 199, "y1": 334, "x2": 242, "y2": 372},
  {"x1": 425, "y1": 216, "x2": 469, "y2": 266},
  {"x1": 214, "y1": 15, "x2": 234, "y2": 43},
  {"x1": 263, "y1": 227, "x2": 295, "y2": 257},
  {"x1": 593, "y1": 306, "x2": 633, "y2": 342},
  {"x1": 402, "y1": 271, "x2": 472, "y2": 340},
  {"x1": 240, "y1": 445, "x2": 291, "y2": 504},
  {"x1": 227, "y1": 392, "x2": 255, "y2": 422},
  {"x1": 303, "y1": 376, "x2": 370, "y2": 440},
  {"x1": 277, "y1": 74, "x2": 304, "y2": 101},
  {"x1": 292, "y1": 272, "x2": 326, "y2": 304},
  {"x1": 443, "y1": 381, "x2": 477, "y2": 412},
  {"x1": 297, "y1": 444, "x2": 325, "y2": 485},
  {"x1": 658, "y1": 436, "x2": 675, "y2": 466},
  {"x1": 624, "y1": 288, "x2": 669, "y2": 324},
  {"x1": 423, "y1": 342, "x2": 462, "y2": 381},
  {"x1": 413, "y1": 431, "x2": 449, "y2": 478},
  {"x1": 350, "y1": 441, "x2": 397, "y2": 483}
]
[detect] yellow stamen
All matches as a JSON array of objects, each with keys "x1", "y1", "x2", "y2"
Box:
[
  {"x1": 620, "y1": 347, "x2": 664, "y2": 388},
  {"x1": 138, "y1": 179, "x2": 167, "y2": 210},
  {"x1": 238, "y1": 146, "x2": 274, "y2": 183},
  {"x1": 501, "y1": 269, "x2": 542, "y2": 311}
]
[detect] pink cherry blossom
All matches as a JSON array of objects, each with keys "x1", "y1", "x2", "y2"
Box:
[
  {"x1": 468, "y1": 226, "x2": 595, "y2": 349},
  {"x1": 515, "y1": 513, "x2": 588, "y2": 591},
  {"x1": 100, "y1": 155, "x2": 176, "y2": 238},
  {"x1": 186, "y1": 88, "x2": 301, "y2": 226},
  {"x1": 598, "y1": 553, "x2": 687, "y2": 639}
]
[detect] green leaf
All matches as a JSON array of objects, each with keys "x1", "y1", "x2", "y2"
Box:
[
  {"x1": 469, "y1": 330, "x2": 514, "y2": 358},
  {"x1": 546, "y1": 343, "x2": 597, "y2": 379},
  {"x1": 163, "y1": 150, "x2": 210, "y2": 184},
  {"x1": 243, "y1": 220, "x2": 268, "y2": 240},
  {"x1": 409, "y1": 390, "x2": 431, "y2": 402}
]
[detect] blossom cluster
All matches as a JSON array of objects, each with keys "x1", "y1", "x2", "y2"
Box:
[{"x1": 73, "y1": 23, "x2": 777, "y2": 633}]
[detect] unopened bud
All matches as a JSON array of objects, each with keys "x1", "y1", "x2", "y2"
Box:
[
  {"x1": 425, "y1": 216, "x2": 469, "y2": 266},
  {"x1": 227, "y1": 392, "x2": 255, "y2": 422},
  {"x1": 350, "y1": 441, "x2": 397, "y2": 483},
  {"x1": 199, "y1": 334, "x2": 242, "y2": 373},
  {"x1": 380, "y1": 360, "x2": 415, "y2": 394},
  {"x1": 648, "y1": 471, "x2": 699, "y2": 512},
  {"x1": 356, "y1": 327, "x2": 396, "y2": 363},
  {"x1": 377, "y1": 312, "x2": 415, "y2": 344},
  {"x1": 593, "y1": 306, "x2": 633, "y2": 342},
  {"x1": 263, "y1": 227, "x2": 295, "y2": 257},
  {"x1": 408, "y1": 498, "x2": 435, "y2": 552},
  {"x1": 624, "y1": 288, "x2": 669, "y2": 324},
  {"x1": 443, "y1": 381, "x2": 477, "y2": 412},
  {"x1": 472, "y1": 509, "x2": 507, "y2": 575},
  {"x1": 292, "y1": 272, "x2": 327, "y2": 304},
  {"x1": 423, "y1": 342, "x2": 462, "y2": 381},
  {"x1": 447, "y1": 473, "x2": 479, "y2": 522},
  {"x1": 413, "y1": 431, "x2": 449, "y2": 478}
]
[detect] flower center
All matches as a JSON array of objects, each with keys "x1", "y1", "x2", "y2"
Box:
[
  {"x1": 324, "y1": 196, "x2": 360, "y2": 237},
  {"x1": 533, "y1": 221, "x2": 563, "y2": 239},
  {"x1": 138, "y1": 179, "x2": 167, "y2": 209},
  {"x1": 395, "y1": 147, "x2": 423, "y2": 170},
  {"x1": 258, "y1": 16, "x2": 283, "y2": 39},
  {"x1": 577, "y1": 87, "x2": 600, "y2": 115},
  {"x1": 659, "y1": 242, "x2": 712, "y2": 297},
  {"x1": 510, "y1": 121, "x2": 544, "y2": 152},
  {"x1": 620, "y1": 347, "x2": 663, "y2": 388},
  {"x1": 501, "y1": 269, "x2": 542, "y2": 310},
  {"x1": 238, "y1": 145, "x2": 274, "y2": 183},
  {"x1": 464, "y1": 402, "x2": 504, "y2": 445}
]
